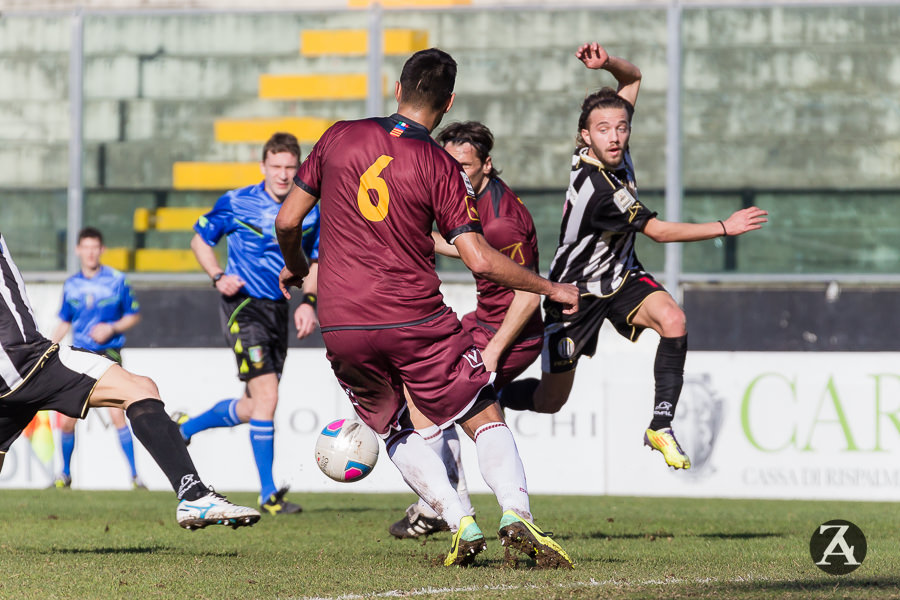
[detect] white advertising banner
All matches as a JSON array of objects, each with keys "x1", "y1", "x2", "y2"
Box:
[{"x1": 3, "y1": 341, "x2": 899, "y2": 501}]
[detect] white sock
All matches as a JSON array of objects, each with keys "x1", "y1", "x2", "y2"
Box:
[
  {"x1": 414, "y1": 425, "x2": 444, "y2": 519},
  {"x1": 443, "y1": 426, "x2": 475, "y2": 516},
  {"x1": 414, "y1": 425, "x2": 476, "y2": 519},
  {"x1": 473, "y1": 422, "x2": 532, "y2": 522},
  {"x1": 387, "y1": 430, "x2": 468, "y2": 531}
]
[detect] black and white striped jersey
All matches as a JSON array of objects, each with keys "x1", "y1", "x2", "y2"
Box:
[
  {"x1": 0, "y1": 232, "x2": 51, "y2": 396},
  {"x1": 547, "y1": 147, "x2": 657, "y2": 297}
]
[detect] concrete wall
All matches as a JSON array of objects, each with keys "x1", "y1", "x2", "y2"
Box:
[{"x1": 2, "y1": 6, "x2": 898, "y2": 188}]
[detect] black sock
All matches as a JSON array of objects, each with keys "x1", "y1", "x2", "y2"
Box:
[
  {"x1": 498, "y1": 378, "x2": 539, "y2": 411},
  {"x1": 649, "y1": 335, "x2": 687, "y2": 430},
  {"x1": 126, "y1": 399, "x2": 209, "y2": 501}
]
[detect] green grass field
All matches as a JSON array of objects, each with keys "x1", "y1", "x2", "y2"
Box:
[{"x1": 1, "y1": 490, "x2": 897, "y2": 599}]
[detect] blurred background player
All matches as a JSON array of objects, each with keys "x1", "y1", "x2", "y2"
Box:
[
  {"x1": 0, "y1": 232, "x2": 260, "y2": 530},
  {"x1": 499, "y1": 42, "x2": 768, "y2": 470},
  {"x1": 389, "y1": 121, "x2": 543, "y2": 539},
  {"x1": 277, "y1": 48, "x2": 577, "y2": 568},
  {"x1": 172, "y1": 132, "x2": 319, "y2": 516},
  {"x1": 50, "y1": 227, "x2": 144, "y2": 489}
]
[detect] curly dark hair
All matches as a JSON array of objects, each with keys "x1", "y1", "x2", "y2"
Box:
[
  {"x1": 436, "y1": 121, "x2": 500, "y2": 179},
  {"x1": 576, "y1": 87, "x2": 634, "y2": 147}
]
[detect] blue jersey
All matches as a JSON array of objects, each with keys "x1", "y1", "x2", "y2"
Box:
[
  {"x1": 302, "y1": 203, "x2": 320, "y2": 262},
  {"x1": 195, "y1": 182, "x2": 320, "y2": 301},
  {"x1": 58, "y1": 265, "x2": 140, "y2": 352}
]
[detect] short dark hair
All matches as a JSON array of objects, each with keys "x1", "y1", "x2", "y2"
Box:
[
  {"x1": 262, "y1": 132, "x2": 301, "y2": 162},
  {"x1": 399, "y1": 48, "x2": 457, "y2": 112},
  {"x1": 576, "y1": 87, "x2": 634, "y2": 147},
  {"x1": 437, "y1": 121, "x2": 500, "y2": 179},
  {"x1": 77, "y1": 226, "x2": 103, "y2": 245}
]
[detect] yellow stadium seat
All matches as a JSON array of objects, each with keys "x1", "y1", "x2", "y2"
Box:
[
  {"x1": 134, "y1": 249, "x2": 201, "y2": 272},
  {"x1": 153, "y1": 207, "x2": 209, "y2": 231},
  {"x1": 258, "y1": 74, "x2": 385, "y2": 100},
  {"x1": 101, "y1": 247, "x2": 131, "y2": 271},
  {"x1": 173, "y1": 162, "x2": 262, "y2": 190},
  {"x1": 134, "y1": 207, "x2": 151, "y2": 233},
  {"x1": 300, "y1": 29, "x2": 429, "y2": 56},
  {"x1": 214, "y1": 117, "x2": 334, "y2": 144}
]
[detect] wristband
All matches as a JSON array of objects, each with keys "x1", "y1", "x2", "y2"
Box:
[
  {"x1": 718, "y1": 220, "x2": 728, "y2": 237},
  {"x1": 211, "y1": 272, "x2": 225, "y2": 287},
  {"x1": 301, "y1": 293, "x2": 318, "y2": 310}
]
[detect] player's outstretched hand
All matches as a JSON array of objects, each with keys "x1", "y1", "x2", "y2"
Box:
[
  {"x1": 549, "y1": 282, "x2": 580, "y2": 315},
  {"x1": 214, "y1": 274, "x2": 246, "y2": 296},
  {"x1": 294, "y1": 303, "x2": 318, "y2": 339},
  {"x1": 722, "y1": 206, "x2": 768, "y2": 236},
  {"x1": 575, "y1": 42, "x2": 610, "y2": 70},
  {"x1": 278, "y1": 266, "x2": 305, "y2": 300}
]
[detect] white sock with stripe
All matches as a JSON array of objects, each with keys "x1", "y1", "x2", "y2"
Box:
[
  {"x1": 474, "y1": 422, "x2": 532, "y2": 522},
  {"x1": 414, "y1": 425, "x2": 476, "y2": 519},
  {"x1": 387, "y1": 430, "x2": 468, "y2": 531}
]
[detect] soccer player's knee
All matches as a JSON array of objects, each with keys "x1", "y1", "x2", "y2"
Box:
[
  {"x1": 661, "y1": 306, "x2": 687, "y2": 336},
  {"x1": 127, "y1": 373, "x2": 161, "y2": 402}
]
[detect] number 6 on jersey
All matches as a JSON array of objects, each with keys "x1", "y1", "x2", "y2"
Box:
[{"x1": 357, "y1": 155, "x2": 394, "y2": 222}]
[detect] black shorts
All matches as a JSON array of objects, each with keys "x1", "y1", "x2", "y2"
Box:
[
  {"x1": 220, "y1": 294, "x2": 288, "y2": 382},
  {"x1": 0, "y1": 343, "x2": 114, "y2": 453},
  {"x1": 542, "y1": 271, "x2": 669, "y2": 373}
]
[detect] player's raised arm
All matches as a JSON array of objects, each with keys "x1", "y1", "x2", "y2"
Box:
[
  {"x1": 576, "y1": 42, "x2": 642, "y2": 108},
  {"x1": 275, "y1": 184, "x2": 314, "y2": 296}
]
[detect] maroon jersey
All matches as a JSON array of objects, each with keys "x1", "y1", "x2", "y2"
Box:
[
  {"x1": 295, "y1": 114, "x2": 482, "y2": 329},
  {"x1": 469, "y1": 177, "x2": 543, "y2": 341}
]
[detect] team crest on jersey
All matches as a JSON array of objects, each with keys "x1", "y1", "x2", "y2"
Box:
[
  {"x1": 464, "y1": 194, "x2": 480, "y2": 222},
  {"x1": 500, "y1": 242, "x2": 525, "y2": 265}
]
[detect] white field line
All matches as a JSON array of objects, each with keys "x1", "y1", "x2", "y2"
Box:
[{"x1": 296, "y1": 575, "x2": 775, "y2": 600}]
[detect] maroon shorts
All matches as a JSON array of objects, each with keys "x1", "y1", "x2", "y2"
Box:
[
  {"x1": 461, "y1": 312, "x2": 542, "y2": 390},
  {"x1": 322, "y1": 308, "x2": 494, "y2": 436}
]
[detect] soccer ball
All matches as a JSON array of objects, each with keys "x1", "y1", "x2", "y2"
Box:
[{"x1": 315, "y1": 418, "x2": 380, "y2": 482}]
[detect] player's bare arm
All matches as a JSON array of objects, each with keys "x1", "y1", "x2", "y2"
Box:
[
  {"x1": 454, "y1": 231, "x2": 579, "y2": 313},
  {"x1": 642, "y1": 206, "x2": 768, "y2": 243},
  {"x1": 190, "y1": 233, "x2": 245, "y2": 295},
  {"x1": 576, "y1": 42, "x2": 642, "y2": 107},
  {"x1": 51, "y1": 320, "x2": 71, "y2": 344},
  {"x1": 293, "y1": 261, "x2": 319, "y2": 339},
  {"x1": 431, "y1": 231, "x2": 460, "y2": 258},
  {"x1": 275, "y1": 185, "x2": 314, "y2": 297},
  {"x1": 89, "y1": 312, "x2": 141, "y2": 344},
  {"x1": 480, "y1": 289, "x2": 541, "y2": 371}
]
